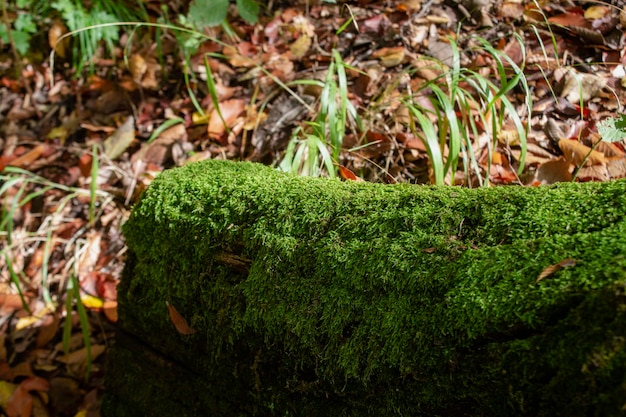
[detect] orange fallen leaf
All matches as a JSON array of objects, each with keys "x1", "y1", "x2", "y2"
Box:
[
  {"x1": 537, "y1": 258, "x2": 577, "y2": 283},
  {"x1": 8, "y1": 144, "x2": 47, "y2": 168},
  {"x1": 166, "y1": 301, "x2": 197, "y2": 335},
  {"x1": 103, "y1": 300, "x2": 118, "y2": 323},
  {"x1": 337, "y1": 165, "x2": 364, "y2": 182},
  {"x1": 207, "y1": 99, "x2": 246, "y2": 141}
]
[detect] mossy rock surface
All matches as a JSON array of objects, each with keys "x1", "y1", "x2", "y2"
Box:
[{"x1": 103, "y1": 160, "x2": 626, "y2": 417}]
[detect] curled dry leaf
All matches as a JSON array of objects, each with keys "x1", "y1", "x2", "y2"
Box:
[
  {"x1": 166, "y1": 301, "x2": 197, "y2": 335},
  {"x1": 537, "y1": 258, "x2": 577, "y2": 283}
]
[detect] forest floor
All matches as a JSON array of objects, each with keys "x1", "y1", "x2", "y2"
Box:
[{"x1": 1, "y1": 0, "x2": 626, "y2": 416}]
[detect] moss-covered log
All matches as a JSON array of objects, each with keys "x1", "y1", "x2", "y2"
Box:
[{"x1": 102, "y1": 160, "x2": 626, "y2": 417}]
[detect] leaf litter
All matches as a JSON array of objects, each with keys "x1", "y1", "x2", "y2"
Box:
[{"x1": 1, "y1": 0, "x2": 626, "y2": 415}]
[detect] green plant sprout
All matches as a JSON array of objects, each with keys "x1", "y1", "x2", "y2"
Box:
[
  {"x1": 279, "y1": 50, "x2": 362, "y2": 177},
  {"x1": 404, "y1": 33, "x2": 530, "y2": 186}
]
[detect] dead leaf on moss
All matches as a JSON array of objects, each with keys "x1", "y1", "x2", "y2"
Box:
[
  {"x1": 537, "y1": 258, "x2": 577, "y2": 283},
  {"x1": 338, "y1": 165, "x2": 364, "y2": 182},
  {"x1": 166, "y1": 301, "x2": 196, "y2": 335}
]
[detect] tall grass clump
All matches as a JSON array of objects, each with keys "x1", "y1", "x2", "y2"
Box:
[
  {"x1": 280, "y1": 49, "x2": 362, "y2": 177},
  {"x1": 0, "y1": 152, "x2": 111, "y2": 378},
  {"x1": 404, "y1": 34, "x2": 530, "y2": 186}
]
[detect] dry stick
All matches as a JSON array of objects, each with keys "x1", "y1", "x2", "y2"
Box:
[{"x1": 0, "y1": 0, "x2": 32, "y2": 96}]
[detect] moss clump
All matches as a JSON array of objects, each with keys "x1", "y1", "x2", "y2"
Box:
[{"x1": 104, "y1": 160, "x2": 626, "y2": 417}]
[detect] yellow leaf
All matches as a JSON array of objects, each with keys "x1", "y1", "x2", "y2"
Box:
[
  {"x1": 0, "y1": 381, "x2": 17, "y2": 410},
  {"x1": 80, "y1": 294, "x2": 103, "y2": 309}
]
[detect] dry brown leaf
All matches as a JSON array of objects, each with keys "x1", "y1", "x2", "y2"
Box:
[
  {"x1": 607, "y1": 157, "x2": 626, "y2": 179},
  {"x1": 103, "y1": 116, "x2": 135, "y2": 160},
  {"x1": 337, "y1": 165, "x2": 364, "y2": 182},
  {"x1": 208, "y1": 99, "x2": 246, "y2": 141},
  {"x1": 103, "y1": 300, "x2": 118, "y2": 323},
  {"x1": 166, "y1": 301, "x2": 196, "y2": 335},
  {"x1": 533, "y1": 158, "x2": 572, "y2": 185},
  {"x1": 9, "y1": 144, "x2": 48, "y2": 169},
  {"x1": 373, "y1": 46, "x2": 407, "y2": 67},
  {"x1": 595, "y1": 141, "x2": 626, "y2": 158},
  {"x1": 128, "y1": 54, "x2": 147, "y2": 83},
  {"x1": 36, "y1": 315, "x2": 60, "y2": 348},
  {"x1": 576, "y1": 164, "x2": 610, "y2": 182},
  {"x1": 59, "y1": 345, "x2": 106, "y2": 367},
  {"x1": 558, "y1": 139, "x2": 606, "y2": 166},
  {"x1": 48, "y1": 20, "x2": 69, "y2": 59},
  {"x1": 498, "y1": 2, "x2": 525, "y2": 19},
  {"x1": 559, "y1": 68, "x2": 607, "y2": 104},
  {"x1": 537, "y1": 258, "x2": 577, "y2": 283},
  {"x1": 548, "y1": 12, "x2": 588, "y2": 28}
]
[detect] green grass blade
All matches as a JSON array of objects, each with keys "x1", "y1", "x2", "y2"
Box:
[
  {"x1": 407, "y1": 105, "x2": 444, "y2": 185},
  {"x1": 204, "y1": 54, "x2": 228, "y2": 132},
  {"x1": 72, "y1": 272, "x2": 92, "y2": 381},
  {"x1": 4, "y1": 251, "x2": 32, "y2": 315},
  {"x1": 89, "y1": 144, "x2": 98, "y2": 227},
  {"x1": 147, "y1": 117, "x2": 184, "y2": 144}
]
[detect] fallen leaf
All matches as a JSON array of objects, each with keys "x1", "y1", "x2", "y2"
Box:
[
  {"x1": 166, "y1": 301, "x2": 197, "y2": 335},
  {"x1": 337, "y1": 165, "x2": 364, "y2": 182},
  {"x1": 558, "y1": 139, "x2": 606, "y2": 166},
  {"x1": 48, "y1": 20, "x2": 69, "y2": 59},
  {"x1": 559, "y1": 68, "x2": 607, "y2": 103},
  {"x1": 103, "y1": 300, "x2": 118, "y2": 323},
  {"x1": 6, "y1": 376, "x2": 49, "y2": 417},
  {"x1": 0, "y1": 381, "x2": 17, "y2": 411},
  {"x1": 8, "y1": 144, "x2": 48, "y2": 168},
  {"x1": 537, "y1": 258, "x2": 577, "y2": 283},
  {"x1": 548, "y1": 12, "x2": 589, "y2": 28},
  {"x1": 103, "y1": 116, "x2": 135, "y2": 160},
  {"x1": 128, "y1": 54, "x2": 147, "y2": 83},
  {"x1": 36, "y1": 315, "x2": 60, "y2": 348},
  {"x1": 207, "y1": 99, "x2": 246, "y2": 141},
  {"x1": 584, "y1": 5, "x2": 609, "y2": 20},
  {"x1": 373, "y1": 46, "x2": 407, "y2": 67},
  {"x1": 534, "y1": 158, "x2": 572, "y2": 185}
]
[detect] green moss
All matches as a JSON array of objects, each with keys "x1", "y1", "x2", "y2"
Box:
[{"x1": 106, "y1": 160, "x2": 626, "y2": 416}]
